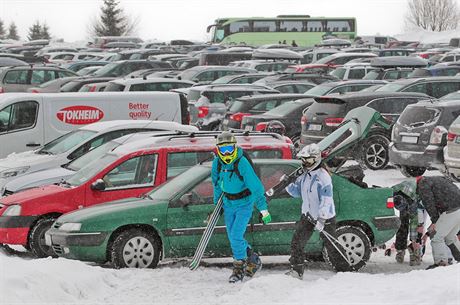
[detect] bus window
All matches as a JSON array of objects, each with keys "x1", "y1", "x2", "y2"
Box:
[
  {"x1": 306, "y1": 20, "x2": 323, "y2": 32},
  {"x1": 327, "y1": 20, "x2": 353, "y2": 32},
  {"x1": 253, "y1": 21, "x2": 276, "y2": 32},
  {"x1": 230, "y1": 21, "x2": 250, "y2": 33},
  {"x1": 279, "y1": 20, "x2": 303, "y2": 32}
]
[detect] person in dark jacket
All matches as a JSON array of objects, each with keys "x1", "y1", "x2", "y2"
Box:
[
  {"x1": 212, "y1": 131, "x2": 271, "y2": 282},
  {"x1": 416, "y1": 176, "x2": 460, "y2": 269}
]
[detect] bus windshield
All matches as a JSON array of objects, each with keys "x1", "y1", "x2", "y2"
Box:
[{"x1": 209, "y1": 16, "x2": 356, "y2": 47}]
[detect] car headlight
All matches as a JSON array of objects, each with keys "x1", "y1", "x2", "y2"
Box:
[
  {"x1": 0, "y1": 167, "x2": 30, "y2": 179},
  {"x1": 2, "y1": 204, "x2": 21, "y2": 216},
  {"x1": 58, "y1": 223, "x2": 82, "y2": 232}
]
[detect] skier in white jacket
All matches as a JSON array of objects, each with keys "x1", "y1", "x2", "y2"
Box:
[{"x1": 285, "y1": 143, "x2": 348, "y2": 278}]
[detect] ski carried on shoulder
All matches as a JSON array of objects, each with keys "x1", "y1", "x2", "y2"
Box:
[
  {"x1": 189, "y1": 194, "x2": 224, "y2": 271},
  {"x1": 266, "y1": 166, "x2": 304, "y2": 197}
]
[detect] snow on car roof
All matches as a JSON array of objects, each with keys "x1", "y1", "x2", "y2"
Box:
[
  {"x1": 110, "y1": 77, "x2": 194, "y2": 85},
  {"x1": 80, "y1": 120, "x2": 198, "y2": 133}
]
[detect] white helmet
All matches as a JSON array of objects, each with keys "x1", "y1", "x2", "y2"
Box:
[{"x1": 297, "y1": 143, "x2": 322, "y2": 170}]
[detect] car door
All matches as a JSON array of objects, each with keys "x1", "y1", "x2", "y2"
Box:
[
  {"x1": 250, "y1": 163, "x2": 309, "y2": 254},
  {"x1": 166, "y1": 175, "x2": 233, "y2": 257},
  {"x1": 2, "y1": 69, "x2": 30, "y2": 92},
  {"x1": 85, "y1": 154, "x2": 158, "y2": 206},
  {"x1": 0, "y1": 100, "x2": 43, "y2": 156}
]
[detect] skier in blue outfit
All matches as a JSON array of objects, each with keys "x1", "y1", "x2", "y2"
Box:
[
  {"x1": 285, "y1": 143, "x2": 349, "y2": 278},
  {"x1": 212, "y1": 131, "x2": 271, "y2": 283}
]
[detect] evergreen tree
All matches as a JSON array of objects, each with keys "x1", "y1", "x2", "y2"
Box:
[
  {"x1": 7, "y1": 22, "x2": 19, "y2": 40},
  {"x1": 27, "y1": 21, "x2": 43, "y2": 41},
  {"x1": 91, "y1": 0, "x2": 137, "y2": 36},
  {"x1": 41, "y1": 23, "x2": 51, "y2": 40},
  {"x1": 0, "y1": 19, "x2": 5, "y2": 39}
]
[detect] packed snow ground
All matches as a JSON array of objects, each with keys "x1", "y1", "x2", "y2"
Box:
[{"x1": 1, "y1": 168, "x2": 459, "y2": 305}]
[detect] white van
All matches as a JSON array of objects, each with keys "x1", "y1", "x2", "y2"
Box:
[{"x1": 0, "y1": 91, "x2": 189, "y2": 158}]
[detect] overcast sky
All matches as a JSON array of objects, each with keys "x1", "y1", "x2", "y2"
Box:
[{"x1": 0, "y1": 0, "x2": 410, "y2": 42}]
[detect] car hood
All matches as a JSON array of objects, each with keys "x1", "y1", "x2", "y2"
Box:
[
  {"x1": 2, "y1": 167, "x2": 75, "y2": 193},
  {"x1": 318, "y1": 106, "x2": 390, "y2": 161},
  {"x1": 57, "y1": 197, "x2": 160, "y2": 223},
  {"x1": 0, "y1": 184, "x2": 69, "y2": 206},
  {"x1": 0, "y1": 151, "x2": 62, "y2": 171}
]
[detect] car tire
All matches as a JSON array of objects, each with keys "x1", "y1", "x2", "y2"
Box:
[
  {"x1": 447, "y1": 172, "x2": 460, "y2": 182},
  {"x1": 360, "y1": 135, "x2": 389, "y2": 170},
  {"x1": 28, "y1": 217, "x2": 58, "y2": 258},
  {"x1": 400, "y1": 165, "x2": 426, "y2": 177},
  {"x1": 111, "y1": 228, "x2": 161, "y2": 269},
  {"x1": 323, "y1": 225, "x2": 371, "y2": 272}
]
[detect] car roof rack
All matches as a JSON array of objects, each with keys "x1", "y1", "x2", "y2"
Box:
[{"x1": 164, "y1": 130, "x2": 285, "y2": 142}]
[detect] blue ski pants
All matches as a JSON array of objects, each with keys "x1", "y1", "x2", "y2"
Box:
[{"x1": 223, "y1": 202, "x2": 253, "y2": 260}]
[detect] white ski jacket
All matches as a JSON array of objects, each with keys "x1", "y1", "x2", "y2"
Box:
[{"x1": 285, "y1": 167, "x2": 336, "y2": 220}]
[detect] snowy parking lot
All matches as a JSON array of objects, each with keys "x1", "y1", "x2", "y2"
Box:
[{"x1": 1, "y1": 168, "x2": 459, "y2": 305}]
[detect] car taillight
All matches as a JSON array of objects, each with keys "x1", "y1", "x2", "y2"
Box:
[
  {"x1": 429, "y1": 126, "x2": 448, "y2": 144},
  {"x1": 197, "y1": 106, "x2": 209, "y2": 118},
  {"x1": 325, "y1": 117, "x2": 344, "y2": 127},
  {"x1": 256, "y1": 122, "x2": 268, "y2": 131},
  {"x1": 230, "y1": 112, "x2": 251, "y2": 122},
  {"x1": 301, "y1": 116, "x2": 307, "y2": 126},
  {"x1": 0, "y1": 87, "x2": 4, "y2": 93},
  {"x1": 88, "y1": 85, "x2": 97, "y2": 92},
  {"x1": 30, "y1": 89, "x2": 39, "y2": 93},
  {"x1": 447, "y1": 132, "x2": 457, "y2": 142},
  {"x1": 386, "y1": 197, "x2": 394, "y2": 209}
]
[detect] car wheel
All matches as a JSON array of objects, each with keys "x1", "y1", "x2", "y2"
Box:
[
  {"x1": 28, "y1": 217, "x2": 58, "y2": 258},
  {"x1": 323, "y1": 225, "x2": 371, "y2": 272},
  {"x1": 400, "y1": 165, "x2": 426, "y2": 177},
  {"x1": 447, "y1": 172, "x2": 460, "y2": 182},
  {"x1": 360, "y1": 135, "x2": 390, "y2": 170},
  {"x1": 111, "y1": 228, "x2": 160, "y2": 269}
]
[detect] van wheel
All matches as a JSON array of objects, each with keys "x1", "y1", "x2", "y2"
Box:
[
  {"x1": 111, "y1": 229, "x2": 160, "y2": 269},
  {"x1": 400, "y1": 166, "x2": 426, "y2": 177},
  {"x1": 323, "y1": 225, "x2": 371, "y2": 272},
  {"x1": 360, "y1": 135, "x2": 389, "y2": 170},
  {"x1": 28, "y1": 217, "x2": 57, "y2": 258}
]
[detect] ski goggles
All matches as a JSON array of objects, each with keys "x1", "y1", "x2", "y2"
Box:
[
  {"x1": 301, "y1": 156, "x2": 316, "y2": 166},
  {"x1": 217, "y1": 144, "x2": 236, "y2": 155}
]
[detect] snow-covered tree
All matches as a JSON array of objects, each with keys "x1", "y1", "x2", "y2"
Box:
[
  {"x1": 7, "y1": 22, "x2": 20, "y2": 40},
  {"x1": 27, "y1": 21, "x2": 43, "y2": 41},
  {"x1": 90, "y1": 0, "x2": 138, "y2": 36},
  {"x1": 406, "y1": 0, "x2": 460, "y2": 31},
  {"x1": 0, "y1": 19, "x2": 5, "y2": 39},
  {"x1": 41, "y1": 23, "x2": 51, "y2": 40}
]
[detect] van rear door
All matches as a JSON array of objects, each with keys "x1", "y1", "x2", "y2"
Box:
[{"x1": 0, "y1": 96, "x2": 44, "y2": 158}]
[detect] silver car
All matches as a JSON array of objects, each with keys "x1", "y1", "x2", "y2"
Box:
[{"x1": 444, "y1": 115, "x2": 460, "y2": 181}]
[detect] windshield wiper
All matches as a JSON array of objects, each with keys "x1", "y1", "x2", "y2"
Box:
[
  {"x1": 37, "y1": 150, "x2": 53, "y2": 155},
  {"x1": 408, "y1": 121, "x2": 425, "y2": 128},
  {"x1": 58, "y1": 179, "x2": 72, "y2": 187}
]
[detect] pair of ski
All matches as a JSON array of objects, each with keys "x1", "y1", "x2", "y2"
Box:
[{"x1": 189, "y1": 166, "x2": 304, "y2": 271}]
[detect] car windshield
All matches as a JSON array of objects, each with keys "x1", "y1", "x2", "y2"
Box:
[
  {"x1": 66, "y1": 140, "x2": 120, "y2": 172},
  {"x1": 375, "y1": 83, "x2": 405, "y2": 92},
  {"x1": 212, "y1": 75, "x2": 233, "y2": 84},
  {"x1": 66, "y1": 153, "x2": 119, "y2": 187},
  {"x1": 265, "y1": 100, "x2": 309, "y2": 116},
  {"x1": 363, "y1": 70, "x2": 380, "y2": 80},
  {"x1": 37, "y1": 130, "x2": 96, "y2": 155},
  {"x1": 229, "y1": 100, "x2": 246, "y2": 112},
  {"x1": 147, "y1": 165, "x2": 211, "y2": 200},
  {"x1": 304, "y1": 83, "x2": 334, "y2": 96},
  {"x1": 330, "y1": 68, "x2": 346, "y2": 79},
  {"x1": 92, "y1": 62, "x2": 120, "y2": 77},
  {"x1": 440, "y1": 91, "x2": 460, "y2": 101}
]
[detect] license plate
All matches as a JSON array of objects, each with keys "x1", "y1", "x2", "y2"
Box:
[
  {"x1": 401, "y1": 136, "x2": 418, "y2": 144},
  {"x1": 45, "y1": 233, "x2": 52, "y2": 246},
  {"x1": 308, "y1": 124, "x2": 322, "y2": 131},
  {"x1": 223, "y1": 119, "x2": 229, "y2": 125},
  {"x1": 245, "y1": 125, "x2": 253, "y2": 131}
]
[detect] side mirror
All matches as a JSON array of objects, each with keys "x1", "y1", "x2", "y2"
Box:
[
  {"x1": 179, "y1": 193, "x2": 193, "y2": 207},
  {"x1": 91, "y1": 179, "x2": 106, "y2": 191}
]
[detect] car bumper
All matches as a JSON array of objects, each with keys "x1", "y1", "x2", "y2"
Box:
[
  {"x1": 0, "y1": 216, "x2": 37, "y2": 244},
  {"x1": 389, "y1": 142, "x2": 444, "y2": 168}
]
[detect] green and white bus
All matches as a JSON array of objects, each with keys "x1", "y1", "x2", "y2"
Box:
[{"x1": 207, "y1": 15, "x2": 356, "y2": 47}]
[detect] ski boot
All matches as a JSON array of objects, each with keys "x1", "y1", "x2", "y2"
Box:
[
  {"x1": 285, "y1": 263, "x2": 305, "y2": 280},
  {"x1": 245, "y1": 249, "x2": 262, "y2": 277},
  {"x1": 229, "y1": 260, "x2": 246, "y2": 283},
  {"x1": 426, "y1": 260, "x2": 448, "y2": 270},
  {"x1": 395, "y1": 249, "x2": 405, "y2": 264},
  {"x1": 447, "y1": 243, "x2": 460, "y2": 263},
  {"x1": 408, "y1": 244, "x2": 421, "y2": 266}
]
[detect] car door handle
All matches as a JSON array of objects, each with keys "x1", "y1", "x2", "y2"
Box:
[{"x1": 26, "y1": 143, "x2": 41, "y2": 147}]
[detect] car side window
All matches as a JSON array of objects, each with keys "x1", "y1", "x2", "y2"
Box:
[
  {"x1": 383, "y1": 70, "x2": 400, "y2": 80},
  {"x1": 58, "y1": 71, "x2": 75, "y2": 78},
  {"x1": 180, "y1": 176, "x2": 214, "y2": 206},
  {"x1": 348, "y1": 69, "x2": 365, "y2": 79},
  {"x1": 276, "y1": 84, "x2": 295, "y2": 93},
  {"x1": 302, "y1": 53, "x2": 313, "y2": 64},
  {"x1": 196, "y1": 71, "x2": 215, "y2": 82},
  {"x1": 255, "y1": 64, "x2": 270, "y2": 72},
  {"x1": 103, "y1": 154, "x2": 158, "y2": 189},
  {"x1": 258, "y1": 164, "x2": 296, "y2": 198},
  {"x1": 167, "y1": 151, "x2": 214, "y2": 179},
  {"x1": 296, "y1": 84, "x2": 314, "y2": 93},
  {"x1": 3, "y1": 101, "x2": 39, "y2": 132},
  {"x1": 403, "y1": 83, "x2": 428, "y2": 94},
  {"x1": 329, "y1": 85, "x2": 351, "y2": 94},
  {"x1": 4, "y1": 70, "x2": 29, "y2": 84},
  {"x1": 252, "y1": 99, "x2": 278, "y2": 111},
  {"x1": 31, "y1": 70, "x2": 57, "y2": 85},
  {"x1": 431, "y1": 82, "x2": 460, "y2": 98}
]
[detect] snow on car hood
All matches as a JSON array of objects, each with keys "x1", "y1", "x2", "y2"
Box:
[
  {"x1": 2, "y1": 166, "x2": 75, "y2": 193},
  {"x1": 0, "y1": 151, "x2": 57, "y2": 170}
]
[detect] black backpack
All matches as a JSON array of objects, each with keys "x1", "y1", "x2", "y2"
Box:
[{"x1": 216, "y1": 150, "x2": 259, "y2": 183}]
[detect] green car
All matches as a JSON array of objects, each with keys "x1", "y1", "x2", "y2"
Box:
[{"x1": 46, "y1": 107, "x2": 400, "y2": 269}]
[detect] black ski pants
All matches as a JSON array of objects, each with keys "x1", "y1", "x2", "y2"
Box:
[
  {"x1": 289, "y1": 214, "x2": 349, "y2": 270},
  {"x1": 395, "y1": 210, "x2": 410, "y2": 251}
]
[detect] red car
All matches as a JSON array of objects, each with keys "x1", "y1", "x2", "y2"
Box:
[{"x1": 0, "y1": 132, "x2": 293, "y2": 257}]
